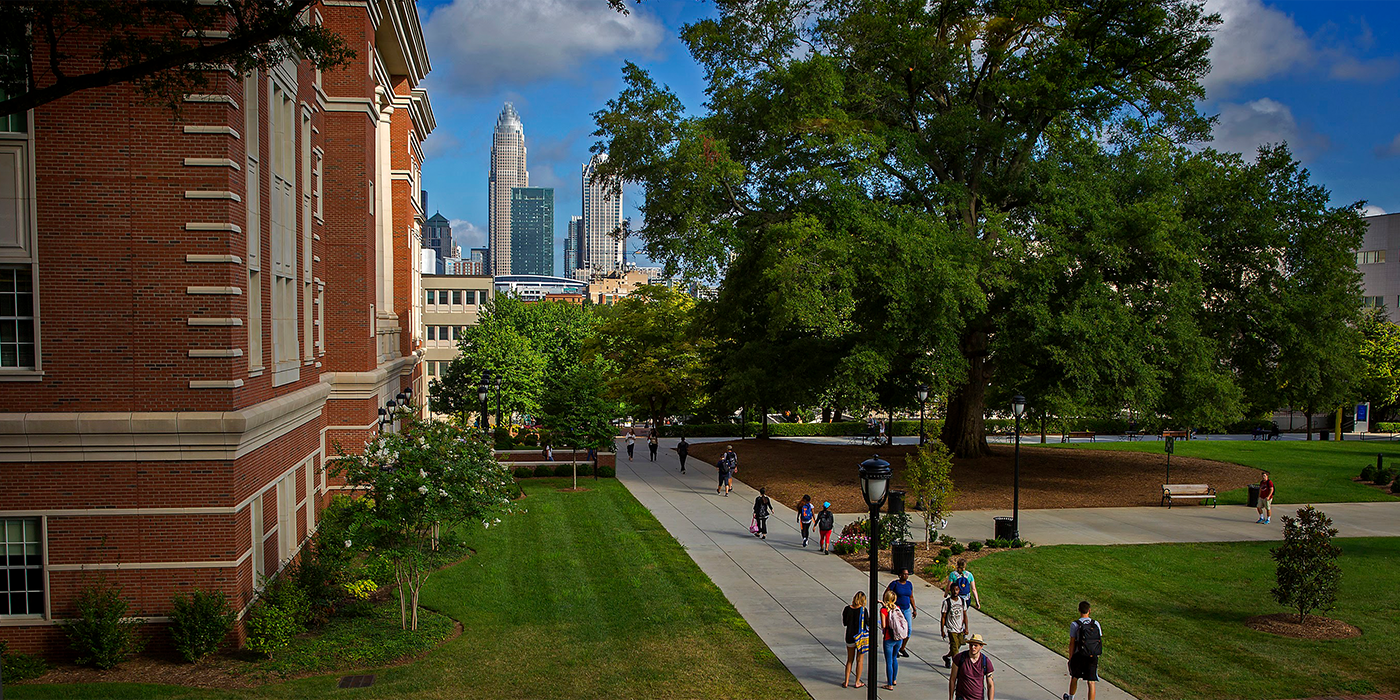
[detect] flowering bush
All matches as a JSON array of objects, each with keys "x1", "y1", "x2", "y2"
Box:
[
  {"x1": 344, "y1": 579, "x2": 378, "y2": 601},
  {"x1": 331, "y1": 415, "x2": 517, "y2": 630},
  {"x1": 832, "y1": 533, "x2": 869, "y2": 555}
]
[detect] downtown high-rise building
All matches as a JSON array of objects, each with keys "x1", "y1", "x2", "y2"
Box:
[
  {"x1": 510, "y1": 187, "x2": 554, "y2": 276},
  {"x1": 564, "y1": 216, "x2": 584, "y2": 279},
  {"x1": 582, "y1": 153, "x2": 624, "y2": 278},
  {"x1": 488, "y1": 103, "x2": 528, "y2": 275},
  {"x1": 423, "y1": 211, "x2": 452, "y2": 274}
]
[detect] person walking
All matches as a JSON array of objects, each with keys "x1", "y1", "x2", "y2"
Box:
[
  {"x1": 940, "y1": 583, "x2": 968, "y2": 668},
  {"x1": 880, "y1": 589, "x2": 907, "y2": 690},
  {"x1": 753, "y1": 487, "x2": 773, "y2": 539},
  {"x1": 797, "y1": 495, "x2": 815, "y2": 547},
  {"x1": 543, "y1": 443, "x2": 553, "y2": 462},
  {"x1": 648, "y1": 431, "x2": 659, "y2": 462},
  {"x1": 625, "y1": 428, "x2": 636, "y2": 461},
  {"x1": 842, "y1": 591, "x2": 868, "y2": 689},
  {"x1": 948, "y1": 559, "x2": 982, "y2": 609},
  {"x1": 1064, "y1": 601, "x2": 1102, "y2": 700},
  {"x1": 885, "y1": 568, "x2": 916, "y2": 658},
  {"x1": 676, "y1": 436, "x2": 689, "y2": 474},
  {"x1": 949, "y1": 634, "x2": 994, "y2": 700},
  {"x1": 816, "y1": 501, "x2": 835, "y2": 554},
  {"x1": 716, "y1": 447, "x2": 736, "y2": 496},
  {"x1": 1255, "y1": 471, "x2": 1274, "y2": 524}
]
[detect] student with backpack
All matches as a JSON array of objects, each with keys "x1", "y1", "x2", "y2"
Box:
[
  {"x1": 676, "y1": 436, "x2": 689, "y2": 473},
  {"x1": 940, "y1": 583, "x2": 968, "y2": 668},
  {"x1": 816, "y1": 502, "x2": 835, "y2": 554},
  {"x1": 753, "y1": 487, "x2": 773, "y2": 539},
  {"x1": 885, "y1": 568, "x2": 916, "y2": 657},
  {"x1": 797, "y1": 495, "x2": 815, "y2": 547},
  {"x1": 949, "y1": 634, "x2": 994, "y2": 700},
  {"x1": 842, "y1": 591, "x2": 868, "y2": 688},
  {"x1": 1064, "y1": 600, "x2": 1102, "y2": 700},
  {"x1": 948, "y1": 559, "x2": 982, "y2": 609},
  {"x1": 880, "y1": 589, "x2": 908, "y2": 690}
]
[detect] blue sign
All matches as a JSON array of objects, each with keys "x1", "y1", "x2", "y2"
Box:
[{"x1": 1357, "y1": 404, "x2": 1369, "y2": 422}]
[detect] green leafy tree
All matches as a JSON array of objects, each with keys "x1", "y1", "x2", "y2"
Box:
[
  {"x1": 903, "y1": 439, "x2": 958, "y2": 545},
  {"x1": 539, "y1": 358, "x2": 619, "y2": 488},
  {"x1": 330, "y1": 416, "x2": 516, "y2": 630},
  {"x1": 1, "y1": 0, "x2": 354, "y2": 117},
  {"x1": 592, "y1": 0, "x2": 1220, "y2": 456},
  {"x1": 589, "y1": 285, "x2": 704, "y2": 425},
  {"x1": 1357, "y1": 308, "x2": 1400, "y2": 419},
  {"x1": 1271, "y1": 505, "x2": 1342, "y2": 624}
]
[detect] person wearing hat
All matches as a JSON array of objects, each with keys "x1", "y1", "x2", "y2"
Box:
[
  {"x1": 949, "y1": 634, "x2": 994, "y2": 700},
  {"x1": 816, "y1": 501, "x2": 835, "y2": 554}
]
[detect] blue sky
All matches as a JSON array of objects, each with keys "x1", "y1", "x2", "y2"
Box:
[{"x1": 415, "y1": 0, "x2": 1400, "y2": 273}]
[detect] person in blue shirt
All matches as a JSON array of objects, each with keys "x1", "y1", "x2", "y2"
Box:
[
  {"x1": 797, "y1": 494, "x2": 814, "y2": 547},
  {"x1": 948, "y1": 559, "x2": 982, "y2": 609},
  {"x1": 885, "y1": 568, "x2": 917, "y2": 658}
]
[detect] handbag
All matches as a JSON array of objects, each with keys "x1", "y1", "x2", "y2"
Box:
[
  {"x1": 854, "y1": 608, "x2": 870, "y2": 653},
  {"x1": 749, "y1": 517, "x2": 760, "y2": 534}
]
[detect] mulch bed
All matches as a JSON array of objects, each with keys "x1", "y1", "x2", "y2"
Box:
[
  {"x1": 837, "y1": 541, "x2": 1007, "y2": 581},
  {"x1": 687, "y1": 439, "x2": 1257, "y2": 514},
  {"x1": 1246, "y1": 613, "x2": 1362, "y2": 640}
]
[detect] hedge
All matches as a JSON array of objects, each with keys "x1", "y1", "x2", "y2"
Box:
[
  {"x1": 510, "y1": 464, "x2": 611, "y2": 479},
  {"x1": 1374, "y1": 422, "x2": 1400, "y2": 433}
]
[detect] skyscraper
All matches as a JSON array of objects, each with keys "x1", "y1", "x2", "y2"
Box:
[
  {"x1": 564, "y1": 216, "x2": 584, "y2": 279},
  {"x1": 423, "y1": 212, "x2": 452, "y2": 274},
  {"x1": 582, "y1": 153, "x2": 624, "y2": 278},
  {"x1": 489, "y1": 103, "x2": 528, "y2": 275},
  {"x1": 510, "y1": 187, "x2": 554, "y2": 276}
]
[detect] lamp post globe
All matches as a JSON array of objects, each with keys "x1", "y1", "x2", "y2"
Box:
[
  {"x1": 857, "y1": 454, "x2": 891, "y2": 700},
  {"x1": 1011, "y1": 394, "x2": 1026, "y2": 540},
  {"x1": 916, "y1": 384, "x2": 930, "y2": 445},
  {"x1": 478, "y1": 374, "x2": 490, "y2": 429}
]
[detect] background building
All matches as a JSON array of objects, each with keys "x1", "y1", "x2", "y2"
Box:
[
  {"x1": 564, "y1": 215, "x2": 584, "y2": 280},
  {"x1": 582, "y1": 153, "x2": 623, "y2": 278},
  {"x1": 423, "y1": 212, "x2": 453, "y2": 273},
  {"x1": 509, "y1": 186, "x2": 554, "y2": 276},
  {"x1": 422, "y1": 274, "x2": 494, "y2": 390},
  {"x1": 493, "y1": 274, "x2": 588, "y2": 302},
  {"x1": 1358, "y1": 212, "x2": 1400, "y2": 321},
  {"x1": 587, "y1": 269, "x2": 658, "y2": 305},
  {"x1": 0, "y1": 0, "x2": 433, "y2": 654},
  {"x1": 488, "y1": 104, "x2": 527, "y2": 275}
]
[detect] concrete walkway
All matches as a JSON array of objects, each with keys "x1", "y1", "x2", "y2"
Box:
[{"x1": 616, "y1": 439, "x2": 1135, "y2": 700}]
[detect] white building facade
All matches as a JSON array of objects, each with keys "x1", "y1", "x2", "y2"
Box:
[{"x1": 581, "y1": 152, "x2": 624, "y2": 278}]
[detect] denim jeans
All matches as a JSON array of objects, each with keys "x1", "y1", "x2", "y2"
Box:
[{"x1": 883, "y1": 639, "x2": 899, "y2": 685}]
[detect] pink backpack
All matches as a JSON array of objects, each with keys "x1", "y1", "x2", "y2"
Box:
[{"x1": 885, "y1": 605, "x2": 909, "y2": 640}]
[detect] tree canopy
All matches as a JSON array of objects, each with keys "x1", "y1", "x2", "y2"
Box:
[{"x1": 587, "y1": 284, "x2": 705, "y2": 424}]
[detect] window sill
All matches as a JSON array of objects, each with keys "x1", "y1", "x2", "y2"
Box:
[
  {"x1": 0, "y1": 615, "x2": 49, "y2": 626},
  {"x1": 0, "y1": 369, "x2": 44, "y2": 382}
]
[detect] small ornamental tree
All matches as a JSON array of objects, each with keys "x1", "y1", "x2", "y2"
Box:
[
  {"x1": 331, "y1": 414, "x2": 517, "y2": 630},
  {"x1": 1271, "y1": 506, "x2": 1343, "y2": 624},
  {"x1": 539, "y1": 359, "x2": 618, "y2": 489},
  {"x1": 904, "y1": 440, "x2": 958, "y2": 545}
]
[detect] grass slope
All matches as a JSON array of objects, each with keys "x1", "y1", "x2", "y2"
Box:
[
  {"x1": 12, "y1": 479, "x2": 804, "y2": 700},
  {"x1": 975, "y1": 538, "x2": 1400, "y2": 700},
  {"x1": 1054, "y1": 440, "x2": 1400, "y2": 504}
]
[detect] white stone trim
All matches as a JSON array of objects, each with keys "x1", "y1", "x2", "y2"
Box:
[
  {"x1": 182, "y1": 29, "x2": 230, "y2": 38},
  {"x1": 186, "y1": 286, "x2": 242, "y2": 295},
  {"x1": 183, "y1": 157, "x2": 241, "y2": 170},
  {"x1": 184, "y1": 94, "x2": 238, "y2": 108},
  {"x1": 189, "y1": 348, "x2": 244, "y2": 358},
  {"x1": 186, "y1": 254, "x2": 242, "y2": 264},
  {"x1": 188, "y1": 317, "x2": 243, "y2": 326},
  {"x1": 189, "y1": 379, "x2": 244, "y2": 389},
  {"x1": 186, "y1": 222, "x2": 242, "y2": 233},
  {"x1": 183, "y1": 125, "x2": 240, "y2": 138},
  {"x1": 184, "y1": 190, "x2": 242, "y2": 202}
]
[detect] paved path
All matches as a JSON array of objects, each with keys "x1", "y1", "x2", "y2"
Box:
[{"x1": 616, "y1": 439, "x2": 1135, "y2": 700}]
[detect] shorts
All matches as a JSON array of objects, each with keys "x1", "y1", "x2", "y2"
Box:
[
  {"x1": 946, "y1": 630, "x2": 965, "y2": 653},
  {"x1": 719, "y1": 473, "x2": 732, "y2": 487},
  {"x1": 1259, "y1": 496, "x2": 1272, "y2": 509},
  {"x1": 1069, "y1": 653, "x2": 1099, "y2": 681}
]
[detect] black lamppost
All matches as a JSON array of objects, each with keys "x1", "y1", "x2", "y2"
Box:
[
  {"x1": 916, "y1": 384, "x2": 930, "y2": 445},
  {"x1": 477, "y1": 375, "x2": 490, "y2": 429},
  {"x1": 1011, "y1": 394, "x2": 1026, "y2": 540},
  {"x1": 858, "y1": 455, "x2": 892, "y2": 700},
  {"x1": 493, "y1": 375, "x2": 503, "y2": 430}
]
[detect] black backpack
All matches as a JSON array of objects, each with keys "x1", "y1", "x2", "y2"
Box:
[{"x1": 1077, "y1": 618, "x2": 1102, "y2": 657}]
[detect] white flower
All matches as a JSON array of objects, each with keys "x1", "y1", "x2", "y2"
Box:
[
  {"x1": 439, "y1": 489, "x2": 448, "y2": 497},
  {"x1": 483, "y1": 521, "x2": 490, "y2": 529},
  {"x1": 386, "y1": 493, "x2": 395, "y2": 500},
  {"x1": 418, "y1": 485, "x2": 429, "y2": 494},
  {"x1": 493, "y1": 518, "x2": 501, "y2": 524},
  {"x1": 344, "y1": 539, "x2": 353, "y2": 548},
  {"x1": 419, "y1": 468, "x2": 428, "y2": 479}
]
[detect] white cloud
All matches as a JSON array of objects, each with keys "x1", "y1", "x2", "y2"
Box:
[
  {"x1": 1362, "y1": 205, "x2": 1387, "y2": 217},
  {"x1": 423, "y1": 0, "x2": 665, "y2": 96},
  {"x1": 1203, "y1": 0, "x2": 1312, "y2": 93},
  {"x1": 1208, "y1": 98, "x2": 1328, "y2": 158},
  {"x1": 1374, "y1": 134, "x2": 1400, "y2": 159},
  {"x1": 450, "y1": 220, "x2": 487, "y2": 250},
  {"x1": 1329, "y1": 56, "x2": 1400, "y2": 82}
]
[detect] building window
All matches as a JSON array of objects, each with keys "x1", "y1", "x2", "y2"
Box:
[
  {"x1": 1363, "y1": 296, "x2": 1386, "y2": 309},
  {"x1": 452, "y1": 290, "x2": 461, "y2": 305},
  {"x1": 427, "y1": 361, "x2": 436, "y2": 377},
  {"x1": 0, "y1": 267, "x2": 35, "y2": 369},
  {"x1": 425, "y1": 290, "x2": 435, "y2": 305},
  {"x1": 464, "y1": 290, "x2": 476, "y2": 305},
  {"x1": 270, "y1": 77, "x2": 299, "y2": 379},
  {"x1": 1, "y1": 517, "x2": 44, "y2": 617},
  {"x1": 1357, "y1": 250, "x2": 1386, "y2": 266},
  {"x1": 244, "y1": 71, "x2": 264, "y2": 373},
  {"x1": 426, "y1": 326, "x2": 435, "y2": 341}
]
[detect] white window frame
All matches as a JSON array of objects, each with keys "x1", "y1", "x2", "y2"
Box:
[
  {"x1": 1, "y1": 517, "x2": 46, "y2": 618},
  {"x1": 269, "y1": 69, "x2": 300, "y2": 385},
  {"x1": 0, "y1": 95, "x2": 40, "y2": 379}
]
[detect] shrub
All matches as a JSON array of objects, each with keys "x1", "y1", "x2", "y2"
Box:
[
  {"x1": 64, "y1": 580, "x2": 145, "y2": 669},
  {"x1": 841, "y1": 518, "x2": 869, "y2": 538},
  {"x1": 949, "y1": 543, "x2": 965, "y2": 555},
  {"x1": 832, "y1": 533, "x2": 867, "y2": 555},
  {"x1": 344, "y1": 579, "x2": 379, "y2": 601},
  {"x1": 554, "y1": 463, "x2": 573, "y2": 477},
  {"x1": 1011, "y1": 539, "x2": 1026, "y2": 548},
  {"x1": 985, "y1": 538, "x2": 1011, "y2": 549},
  {"x1": 967, "y1": 541, "x2": 984, "y2": 552},
  {"x1": 595, "y1": 464, "x2": 616, "y2": 478},
  {"x1": 290, "y1": 544, "x2": 350, "y2": 625},
  {"x1": 1391, "y1": 478, "x2": 1400, "y2": 494},
  {"x1": 533, "y1": 464, "x2": 554, "y2": 477},
  {"x1": 1272, "y1": 505, "x2": 1341, "y2": 623},
  {"x1": 522, "y1": 432, "x2": 539, "y2": 446},
  {"x1": 576, "y1": 464, "x2": 594, "y2": 477},
  {"x1": 0, "y1": 641, "x2": 49, "y2": 681},
  {"x1": 259, "y1": 576, "x2": 311, "y2": 631},
  {"x1": 513, "y1": 466, "x2": 533, "y2": 479},
  {"x1": 923, "y1": 563, "x2": 949, "y2": 580},
  {"x1": 1374, "y1": 468, "x2": 1396, "y2": 486},
  {"x1": 937, "y1": 534, "x2": 958, "y2": 547},
  {"x1": 938, "y1": 547, "x2": 952, "y2": 559},
  {"x1": 168, "y1": 590, "x2": 235, "y2": 663},
  {"x1": 244, "y1": 603, "x2": 297, "y2": 658},
  {"x1": 1361, "y1": 466, "x2": 1377, "y2": 482}
]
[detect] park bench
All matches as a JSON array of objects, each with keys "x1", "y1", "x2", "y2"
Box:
[
  {"x1": 1161, "y1": 483, "x2": 1216, "y2": 508},
  {"x1": 1122, "y1": 431, "x2": 1142, "y2": 441},
  {"x1": 1161, "y1": 429, "x2": 1190, "y2": 440},
  {"x1": 1061, "y1": 431, "x2": 1097, "y2": 443}
]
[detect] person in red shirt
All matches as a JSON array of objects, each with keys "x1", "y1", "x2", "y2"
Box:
[
  {"x1": 949, "y1": 634, "x2": 995, "y2": 700},
  {"x1": 1256, "y1": 471, "x2": 1275, "y2": 524}
]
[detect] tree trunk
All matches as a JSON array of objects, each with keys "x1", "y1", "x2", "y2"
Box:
[
  {"x1": 822, "y1": 406, "x2": 831, "y2": 422},
  {"x1": 1304, "y1": 412, "x2": 1313, "y2": 440},
  {"x1": 761, "y1": 408, "x2": 770, "y2": 439},
  {"x1": 941, "y1": 335, "x2": 991, "y2": 458},
  {"x1": 887, "y1": 407, "x2": 895, "y2": 446},
  {"x1": 835, "y1": 406, "x2": 845, "y2": 422},
  {"x1": 396, "y1": 563, "x2": 408, "y2": 630}
]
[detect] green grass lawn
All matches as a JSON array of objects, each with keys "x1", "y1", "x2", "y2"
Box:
[
  {"x1": 1055, "y1": 439, "x2": 1400, "y2": 504},
  {"x1": 11, "y1": 478, "x2": 805, "y2": 700},
  {"x1": 975, "y1": 538, "x2": 1400, "y2": 700}
]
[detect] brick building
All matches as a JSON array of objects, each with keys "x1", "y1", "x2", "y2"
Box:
[{"x1": 0, "y1": 0, "x2": 434, "y2": 654}]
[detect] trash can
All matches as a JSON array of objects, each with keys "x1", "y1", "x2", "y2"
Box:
[
  {"x1": 1320, "y1": 430, "x2": 1330, "y2": 441},
  {"x1": 887, "y1": 490, "x2": 906, "y2": 514},
  {"x1": 993, "y1": 516, "x2": 1014, "y2": 542},
  {"x1": 1248, "y1": 484, "x2": 1261, "y2": 509},
  {"x1": 891, "y1": 541, "x2": 916, "y2": 575}
]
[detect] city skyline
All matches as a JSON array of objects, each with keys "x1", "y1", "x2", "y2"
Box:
[{"x1": 487, "y1": 102, "x2": 528, "y2": 275}]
